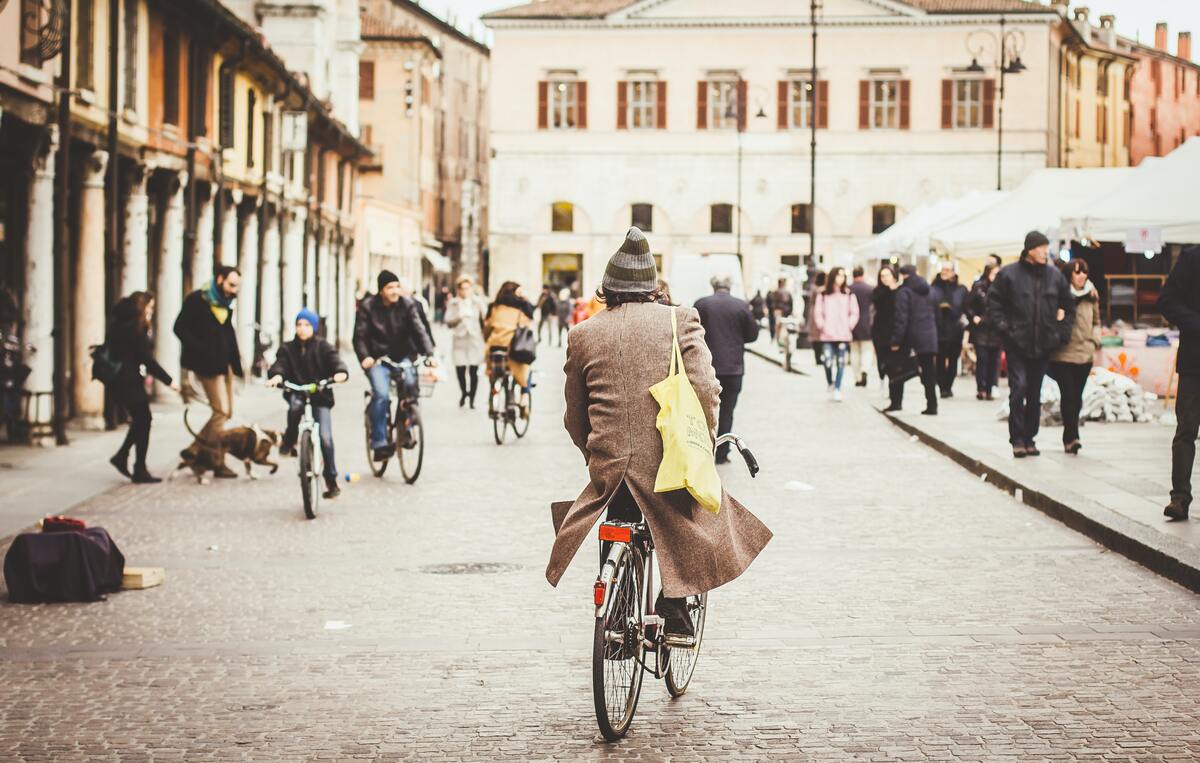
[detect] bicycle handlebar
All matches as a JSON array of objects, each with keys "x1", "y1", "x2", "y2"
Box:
[
  {"x1": 715, "y1": 433, "x2": 759, "y2": 478},
  {"x1": 282, "y1": 378, "x2": 336, "y2": 394},
  {"x1": 378, "y1": 355, "x2": 434, "y2": 368}
]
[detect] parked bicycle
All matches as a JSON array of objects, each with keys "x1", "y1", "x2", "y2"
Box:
[
  {"x1": 487, "y1": 349, "x2": 531, "y2": 445},
  {"x1": 363, "y1": 356, "x2": 434, "y2": 484},
  {"x1": 591, "y1": 433, "x2": 760, "y2": 741},
  {"x1": 283, "y1": 379, "x2": 335, "y2": 520}
]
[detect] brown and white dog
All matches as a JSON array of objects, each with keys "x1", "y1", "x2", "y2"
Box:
[{"x1": 176, "y1": 408, "x2": 281, "y2": 483}]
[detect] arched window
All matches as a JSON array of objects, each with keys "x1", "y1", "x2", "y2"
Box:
[
  {"x1": 872, "y1": 204, "x2": 896, "y2": 234},
  {"x1": 551, "y1": 202, "x2": 574, "y2": 232},
  {"x1": 631, "y1": 203, "x2": 653, "y2": 231},
  {"x1": 710, "y1": 203, "x2": 733, "y2": 234},
  {"x1": 790, "y1": 203, "x2": 812, "y2": 234}
]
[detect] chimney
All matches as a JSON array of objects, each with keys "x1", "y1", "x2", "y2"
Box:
[
  {"x1": 1156, "y1": 22, "x2": 1168, "y2": 51},
  {"x1": 1099, "y1": 14, "x2": 1116, "y2": 48},
  {"x1": 1049, "y1": 0, "x2": 1068, "y2": 12},
  {"x1": 1181, "y1": 32, "x2": 1193, "y2": 62},
  {"x1": 1073, "y1": 7, "x2": 1089, "y2": 23}
]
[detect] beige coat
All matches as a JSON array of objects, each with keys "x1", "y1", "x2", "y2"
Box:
[
  {"x1": 483, "y1": 303, "x2": 533, "y2": 387},
  {"x1": 1051, "y1": 283, "x2": 1101, "y2": 365},
  {"x1": 548, "y1": 301, "x2": 772, "y2": 598}
]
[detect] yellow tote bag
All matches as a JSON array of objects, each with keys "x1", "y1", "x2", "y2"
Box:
[{"x1": 650, "y1": 309, "x2": 723, "y2": 513}]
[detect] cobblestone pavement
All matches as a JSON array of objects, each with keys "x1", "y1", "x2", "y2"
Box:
[{"x1": 2, "y1": 340, "x2": 1200, "y2": 761}]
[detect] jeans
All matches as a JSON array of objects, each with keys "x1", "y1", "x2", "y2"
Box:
[
  {"x1": 889, "y1": 353, "x2": 937, "y2": 411},
  {"x1": 286, "y1": 395, "x2": 337, "y2": 481},
  {"x1": 975, "y1": 345, "x2": 1001, "y2": 394},
  {"x1": 1172, "y1": 373, "x2": 1200, "y2": 510},
  {"x1": 715, "y1": 374, "x2": 743, "y2": 461},
  {"x1": 1006, "y1": 350, "x2": 1049, "y2": 446},
  {"x1": 1048, "y1": 361, "x2": 1091, "y2": 444},
  {"x1": 822, "y1": 342, "x2": 848, "y2": 389},
  {"x1": 935, "y1": 346, "x2": 960, "y2": 395},
  {"x1": 367, "y1": 360, "x2": 417, "y2": 449}
]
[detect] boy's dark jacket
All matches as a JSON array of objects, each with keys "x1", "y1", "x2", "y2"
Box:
[{"x1": 268, "y1": 337, "x2": 348, "y2": 407}]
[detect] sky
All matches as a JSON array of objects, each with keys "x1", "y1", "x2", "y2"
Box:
[{"x1": 420, "y1": 0, "x2": 1200, "y2": 56}]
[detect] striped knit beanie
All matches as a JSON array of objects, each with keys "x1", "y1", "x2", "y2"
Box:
[{"x1": 601, "y1": 227, "x2": 656, "y2": 293}]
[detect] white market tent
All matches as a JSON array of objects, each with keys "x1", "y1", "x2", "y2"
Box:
[
  {"x1": 852, "y1": 191, "x2": 1005, "y2": 263},
  {"x1": 1062, "y1": 137, "x2": 1200, "y2": 245},
  {"x1": 929, "y1": 166, "x2": 1136, "y2": 261}
]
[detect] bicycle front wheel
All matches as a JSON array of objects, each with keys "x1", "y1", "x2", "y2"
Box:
[
  {"x1": 593, "y1": 548, "x2": 645, "y2": 742},
  {"x1": 664, "y1": 593, "x2": 708, "y2": 697},
  {"x1": 300, "y1": 435, "x2": 318, "y2": 520},
  {"x1": 490, "y1": 378, "x2": 508, "y2": 445},
  {"x1": 512, "y1": 383, "x2": 531, "y2": 439},
  {"x1": 399, "y1": 409, "x2": 424, "y2": 484}
]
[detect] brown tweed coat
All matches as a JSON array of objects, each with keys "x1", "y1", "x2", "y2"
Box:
[{"x1": 547, "y1": 301, "x2": 772, "y2": 598}]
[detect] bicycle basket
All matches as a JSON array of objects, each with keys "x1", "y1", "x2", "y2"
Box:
[{"x1": 418, "y1": 366, "x2": 440, "y2": 398}]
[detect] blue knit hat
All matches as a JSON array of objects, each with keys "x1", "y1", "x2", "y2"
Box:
[{"x1": 295, "y1": 308, "x2": 319, "y2": 333}]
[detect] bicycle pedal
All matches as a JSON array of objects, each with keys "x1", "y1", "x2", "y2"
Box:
[{"x1": 663, "y1": 634, "x2": 697, "y2": 649}]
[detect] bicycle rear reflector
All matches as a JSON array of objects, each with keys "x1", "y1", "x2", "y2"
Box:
[
  {"x1": 594, "y1": 579, "x2": 606, "y2": 606},
  {"x1": 598, "y1": 524, "x2": 632, "y2": 543}
]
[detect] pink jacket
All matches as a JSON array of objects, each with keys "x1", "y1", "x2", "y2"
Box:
[{"x1": 814, "y1": 291, "x2": 860, "y2": 343}]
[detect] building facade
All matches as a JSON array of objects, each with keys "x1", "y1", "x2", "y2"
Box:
[
  {"x1": 1057, "y1": 5, "x2": 1136, "y2": 169},
  {"x1": 1127, "y1": 22, "x2": 1200, "y2": 166}
]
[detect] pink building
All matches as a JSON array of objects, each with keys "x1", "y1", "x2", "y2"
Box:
[{"x1": 1128, "y1": 23, "x2": 1200, "y2": 165}]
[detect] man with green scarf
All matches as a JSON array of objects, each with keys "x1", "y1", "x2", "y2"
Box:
[{"x1": 174, "y1": 265, "x2": 243, "y2": 478}]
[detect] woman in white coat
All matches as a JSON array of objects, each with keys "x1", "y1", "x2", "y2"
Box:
[{"x1": 445, "y1": 276, "x2": 488, "y2": 408}]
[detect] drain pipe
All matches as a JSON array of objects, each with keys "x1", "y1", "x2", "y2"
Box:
[{"x1": 213, "y1": 38, "x2": 247, "y2": 269}]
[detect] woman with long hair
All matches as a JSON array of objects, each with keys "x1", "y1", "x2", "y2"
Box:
[
  {"x1": 871, "y1": 265, "x2": 900, "y2": 395},
  {"x1": 966, "y1": 262, "x2": 1003, "y2": 400},
  {"x1": 813, "y1": 266, "x2": 860, "y2": 401},
  {"x1": 484, "y1": 280, "x2": 536, "y2": 415},
  {"x1": 445, "y1": 276, "x2": 488, "y2": 408},
  {"x1": 1048, "y1": 259, "x2": 1101, "y2": 454},
  {"x1": 108, "y1": 292, "x2": 179, "y2": 483}
]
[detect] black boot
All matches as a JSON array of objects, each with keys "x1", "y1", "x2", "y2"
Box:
[
  {"x1": 131, "y1": 467, "x2": 162, "y2": 484},
  {"x1": 110, "y1": 452, "x2": 132, "y2": 479}
]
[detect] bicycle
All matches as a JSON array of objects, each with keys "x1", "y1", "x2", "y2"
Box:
[
  {"x1": 487, "y1": 349, "x2": 531, "y2": 445},
  {"x1": 363, "y1": 356, "x2": 434, "y2": 484},
  {"x1": 282, "y1": 379, "x2": 334, "y2": 520},
  {"x1": 591, "y1": 434, "x2": 760, "y2": 741}
]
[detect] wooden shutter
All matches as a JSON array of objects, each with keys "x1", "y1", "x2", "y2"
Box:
[
  {"x1": 899, "y1": 80, "x2": 911, "y2": 130},
  {"x1": 777, "y1": 80, "x2": 788, "y2": 129},
  {"x1": 359, "y1": 61, "x2": 375, "y2": 100},
  {"x1": 941, "y1": 79, "x2": 953, "y2": 129},
  {"x1": 656, "y1": 81, "x2": 667, "y2": 129},
  {"x1": 858, "y1": 80, "x2": 870, "y2": 129},
  {"x1": 697, "y1": 81, "x2": 707, "y2": 129},
  {"x1": 982, "y1": 79, "x2": 996, "y2": 129},
  {"x1": 736, "y1": 79, "x2": 748, "y2": 131},
  {"x1": 537, "y1": 81, "x2": 548, "y2": 129},
  {"x1": 617, "y1": 81, "x2": 628, "y2": 129},
  {"x1": 577, "y1": 81, "x2": 587, "y2": 128},
  {"x1": 816, "y1": 80, "x2": 829, "y2": 128}
]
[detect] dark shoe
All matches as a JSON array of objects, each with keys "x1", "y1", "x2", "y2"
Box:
[
  {"x1": 1064, "y1": 440, "x2": 1082, "y2": 455},
  {"x1": 976, "y1": 391, "x2": 985, "y2": 400},
  {"x1": 110, "y1": 453, "x2": 131, "y2": 479},
  {"x1": 882, "y1": 404, "x2": 902, "y2": 413},
  {"x1": 984, "y1": 392, "x2": 995, "y2": 401},
  {"x1": 212, "y1": 464, "x2": 238, "y2": 479},
  {"x1": 131, "y1": 469, "x2": 162, "y2": 484},
  {"x1": 1013, "y1": 445, "x2": 1028, "y2": 458},
  {"x1": 921, "y1": 407, "x2": 937, "y2": 416},
  {"x1": 373, "y1": 445, "x2": 395, "y2": 462},
  {"x1": 940, "y1": 390, "x2": 952, "y2": 399},
  {"x1": 279, "y1": 441, "x2": 297, "y2": 458},
  {"x1": 656, "y1": 593, "x2": 696, "y2": 644},
  {"x1": 323, "y1": 477, "x2": 341, "y2": 499},
  {"x1": 1165, "y1": 499, "x2": 1190, "y2": 521},
  {"x1": 468, "y1": 396, "x2": 476, "y2": 409},
  {"x1": 459, "y1": 393, "x2": 468, "y2": 408},
  {"x1": 1025, "y1": 443, "x2": 1041, "y2": 457}
]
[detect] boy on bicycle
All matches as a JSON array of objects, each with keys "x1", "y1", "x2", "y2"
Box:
[{"x1": 267, "y1": 309, "x2": 349, "y2": 499}]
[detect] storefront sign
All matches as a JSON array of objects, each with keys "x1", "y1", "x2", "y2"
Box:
[{"x1": 1124, "y1": 227, "x2": 1164, "y2": 254}]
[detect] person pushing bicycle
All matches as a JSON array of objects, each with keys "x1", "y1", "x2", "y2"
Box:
[
  {"x1": 266, "y1": 309, "x2": 349, "y2": 499},
  {"x1": 354, "y1": 271, "x2": 436, "y2": 463}
]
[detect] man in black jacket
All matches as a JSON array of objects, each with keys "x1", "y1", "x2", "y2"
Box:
[
  {"x1": 354, "y1": 270, "x2": 435, "y2": 462},
  {"x1": 986, "y1": 231, "x2": 1074, "y2": 458},
  {"x1": 174, "y1": 265, "x2": 242, "y2": 477},
  {"x1": 888, "y1": 265, "x2": 939, "y2": 415},
  {"x1": 695, "y1": 275, "x2": 760, "y2": 464},
  {"x1": 1159, "y1": 246, "x2": 1200, "y2": 520}
]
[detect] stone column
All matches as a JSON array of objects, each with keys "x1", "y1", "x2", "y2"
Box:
[
  {"x1": 72, "y1": 149, "x2": 110, "y2": 429},
  {"x1": 120, "y1": 167, "x2": 150, "y2": 295},
  {"x1": 155, "y1": 171, "x2": 188, "y2": 386},
  {"x1": 326, "y1": 235, "x2": 340, "y2": 346},
  {"x1": 192, "y1": 185, "x2": 215, "y2": 288},
  {"x1": 219, "y1": 188, "x2": 242, "y2": 267},
  {"x1": 236, "y1": 198, "x2": 260, "y2": 373},
  {"x1": 22, "y1": 126, "x2": 58, "y2": 445},
  {"x1": 281, "y1": 205, "x2": 306, "y2": 333},
  {"x1": 305, "y1": 225, "x2": 320, "y2": 312},
  {"x1": 259, "y1": 205, "x2": 282, "y2": 352}
]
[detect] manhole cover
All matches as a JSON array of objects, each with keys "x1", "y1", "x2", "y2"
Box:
[{"x1": 419, "y1": 562, "x2": 523, "y2": 575}]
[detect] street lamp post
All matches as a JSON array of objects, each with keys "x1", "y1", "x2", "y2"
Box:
[
  {"x1": 728, "y1": 79, "x2": 767, "y2": 263},
  {"x1": 967, "y1": 15, "x2": 1026, "y2": 191},
  {"x1": 810, "y1": 0, "x2": 819, "y2": 269}
]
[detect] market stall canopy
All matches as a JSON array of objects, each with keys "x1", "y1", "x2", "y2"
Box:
[
  {"x1": 852, "y1": 191, "x2": 1005, "y2": 263},
  {"x1": 1061, "y1": 138, "x2": 1200, "y2": 245},
  {"x1": 929, "y1": 167, "x2": 1135, "y2": 261}
]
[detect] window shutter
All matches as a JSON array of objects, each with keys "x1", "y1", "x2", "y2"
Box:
[
  {"x1": 359, "y1": 61, "x2": 375, "y2": 100},
  {"x1": 941, "y1": 80, "x2": 953, "y2": 129},
  {"x1": 617, "y1": 81, "x2": 627, "y2": 129},
  {"x1": 656, "y1": 81, "x2": 667, "y2": 129},
  {"x1": 736, "y1": 79, "x2": 748, "y2": 131},
  {"x1": 697, "y1": 81, "x2": 707, "y2": 129},
  {"x1": 858, "y1": 80, "x2": 870, "y2": 129},
  {"x1": 982, "y1": 79, "x2": 995, "y2": 129},
  {"x1": 577, "y1": 81, "x2": 587, "y2": 128},
  {"x1": 899, "y1": 80, "x2": 911, "y2": 130},
  {"x1": 537, "y1": 81, "x2": 548, "y2": 129},
  {"x1": 777, "y1": 80, "x2": 788, "y2": 129},
  {"x1": 817, "y1": 80, "x2": 829, "y2": 128}
]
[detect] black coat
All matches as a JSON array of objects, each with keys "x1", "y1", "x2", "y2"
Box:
[
  {"x1": 694, "y1": 290, "x2": 760, "y2": 376},
  {"x1": 1159, "y1": 245, "x2": 1200, "y2": 375},
  {"x1": 107, "y1": 306, "x2": 172, "y2": 402},
  {"x1": 173, "y1": 290, "x2": 242, "y2": 377},
  {"x1": 849, "y1": 281, "x2": 873, "y2": 341},
  {"x1": 766, "y1": 288, "x2": 793, "y2": 317},
  {"x1": 965, "y1": 278, "x2": 1001, "y2": 348},
  {"x1": 891, "y1": 275, "x2": 938, "y2": 355},
  {"x1": 268, "y1": 337, "x2": 349, "y2": 408},
  {"x1": 870, "y1": 285, "x2": 897, "y2": 349},
  {"x1": 986, "y1": 257, "x2": 1074, "y2": 359},
  {"x1": 352, "y1": 294, "x2": 435, "y2": 363},
  {"x1": 930, "y1": 275, "x2": 969, "y2": 351}
]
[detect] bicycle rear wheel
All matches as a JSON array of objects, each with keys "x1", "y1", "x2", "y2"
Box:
[
  {"x1": 300, "y1": 436, "x2": 318, "y2": 520},
  {"x1": 399, "y1": 409, "x2": 424, "y2": 484},
  {"x1": 593, "y1": 548, "x2": 645, "y2": 741},
  {"x1": 364, "y1": 394, "x2": 388, "y2": 478},
  {"x1": 490, "y1": 377, "x2": 507, "y2": 445},
  {"x1": 664, "y1": 593, "x2": 707, "y2": 697},
  {"x1": 512, "y1": 382, "x2": 531, "y2": 439}
]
